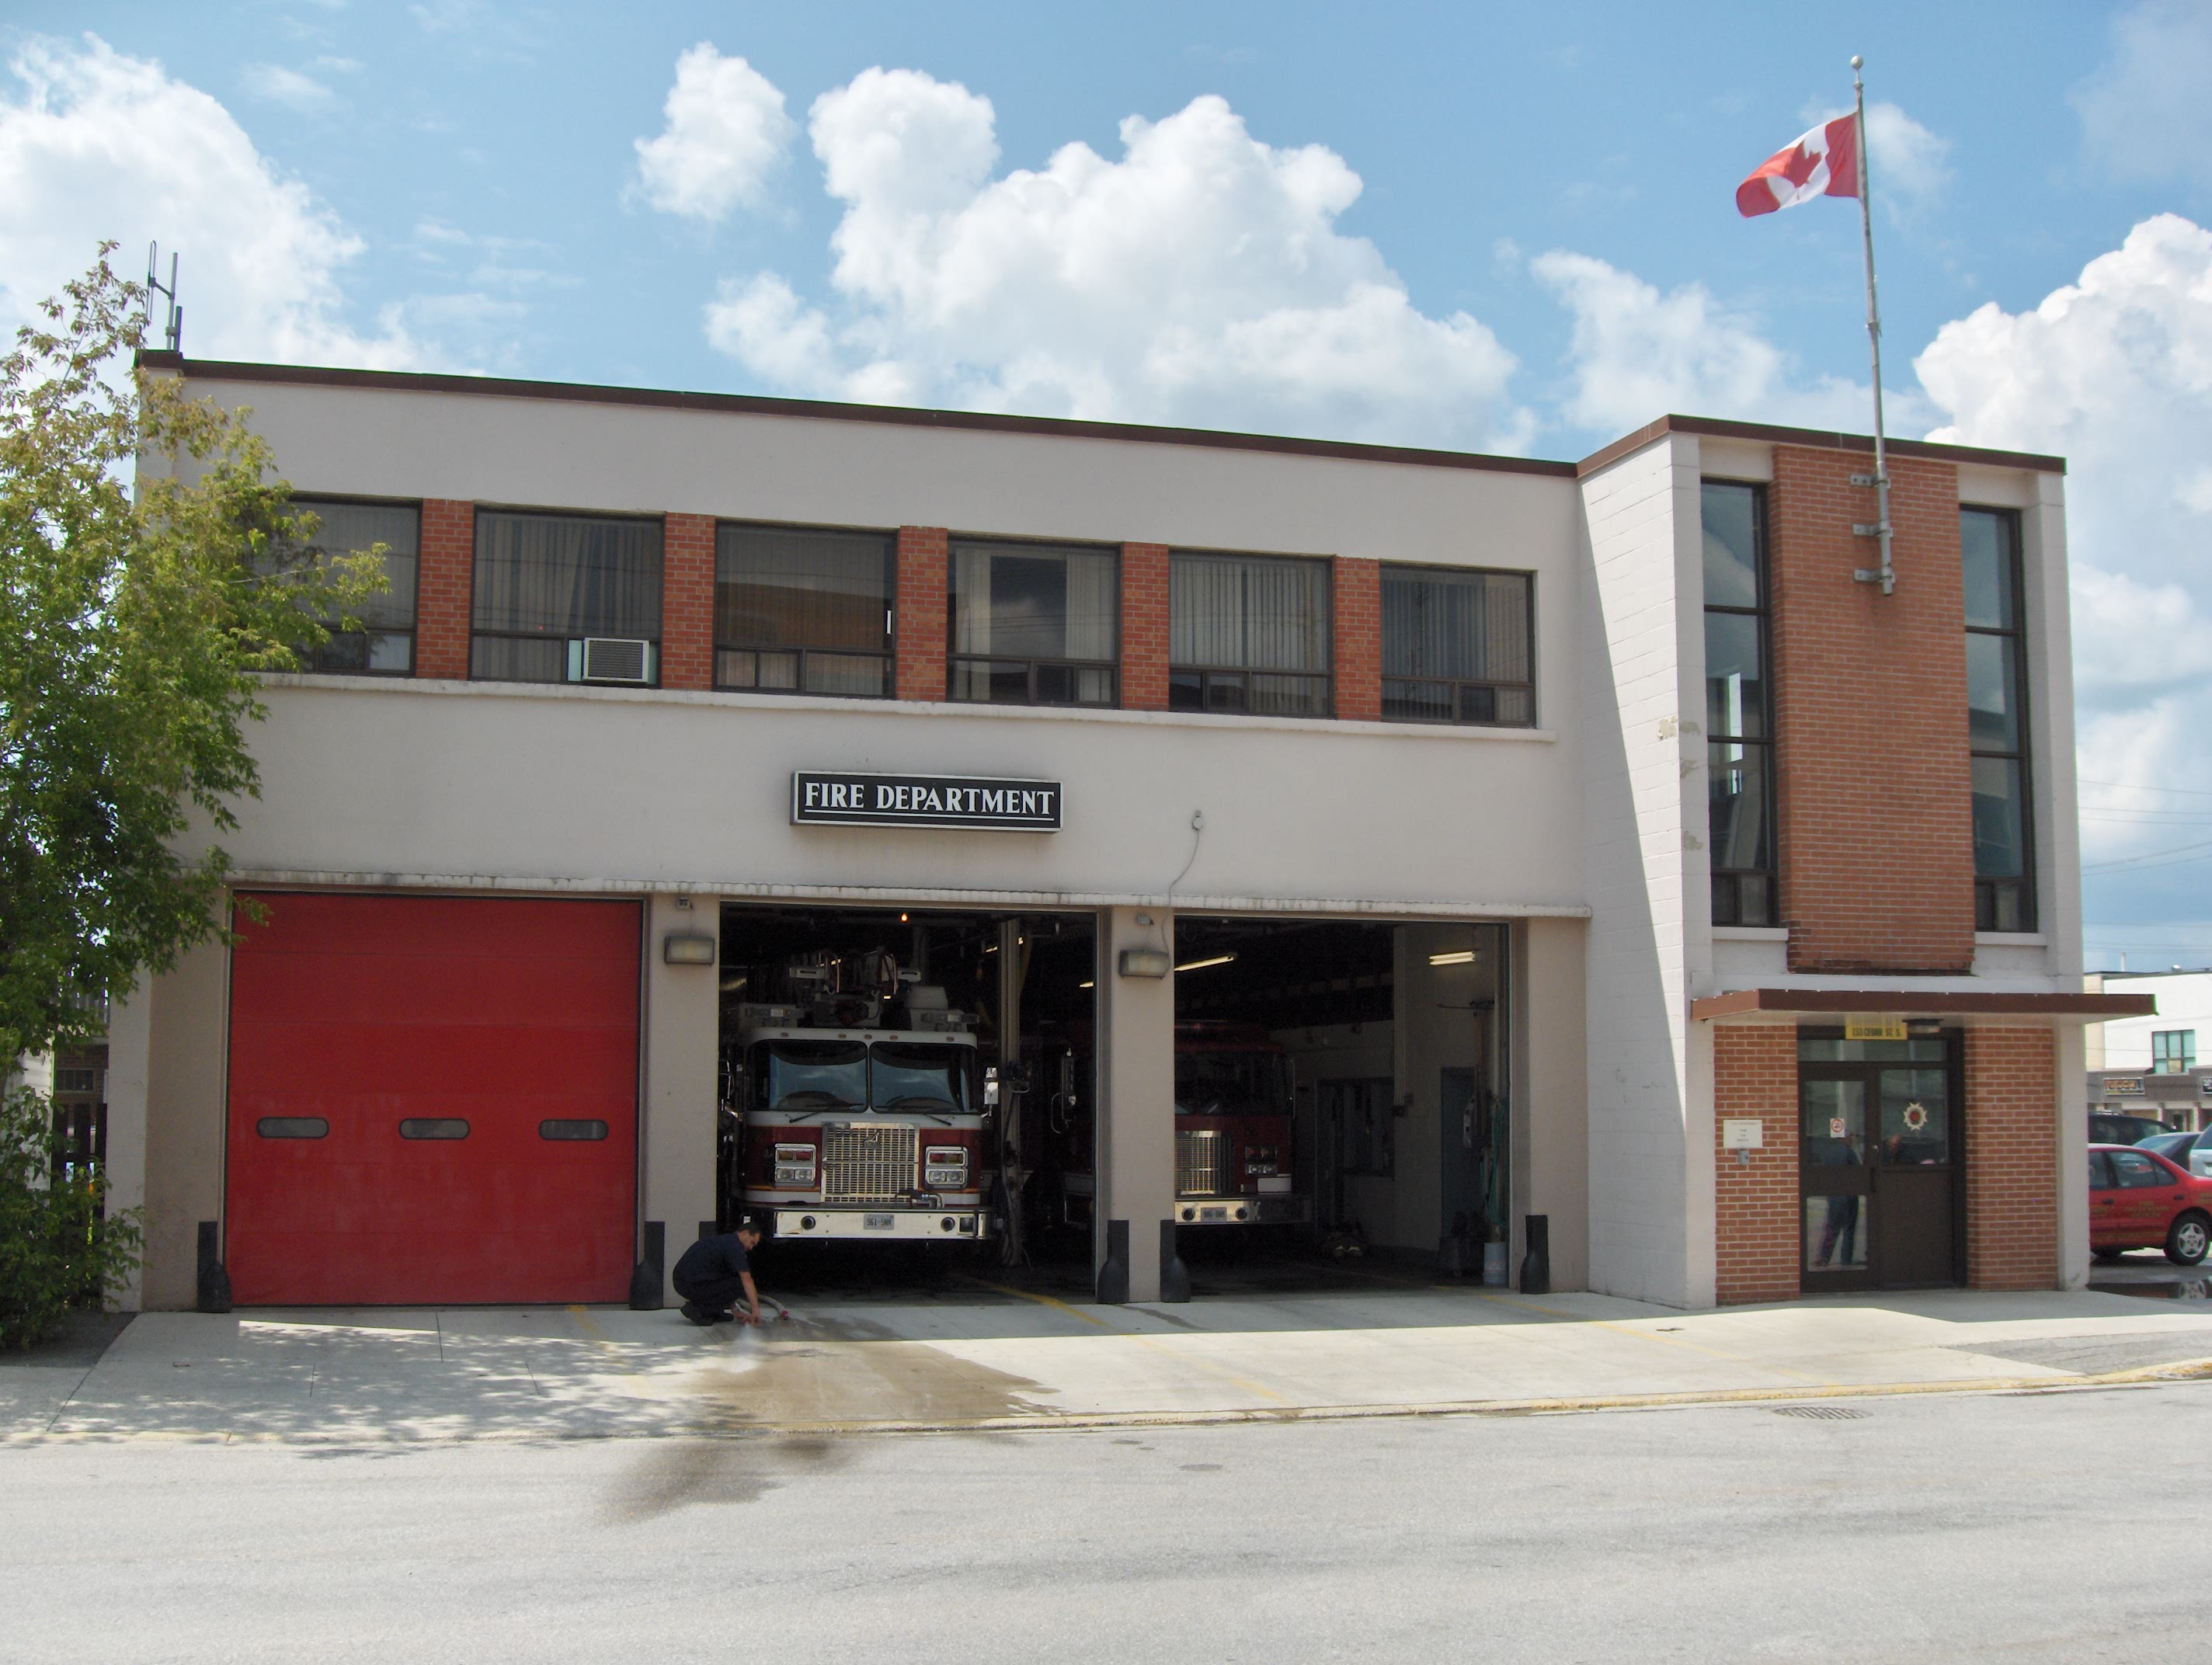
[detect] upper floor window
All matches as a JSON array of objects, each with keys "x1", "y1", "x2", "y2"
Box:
[
  {"x1": 1702, "y1": 480, "x2": 1774, "y2": 927},
  {"x1": 1169, "y1": 551, "x2": 1330, "y2": 718},
  {"x1": 716, "y1": 523, "x2": 892, "y2": 698},
  {"x1": 471, "y1": 510, "x2": 662, "y2": 685},
  {"x1": 1963, "y1": 506, "x2": 2035, "y2": 932},
  {"x1": 949, "y1": 540, "x2": 1117, "y2": 707},
  {"x1": 2153, "y1": 1030, "x2": 2196, "y2": 1073},
  {"x1": 1380, "y1": 565, "x2": 1534, "y2": 726},
  {"x1": 275, "y1": 499, "x2": 420, "y2": 675}
]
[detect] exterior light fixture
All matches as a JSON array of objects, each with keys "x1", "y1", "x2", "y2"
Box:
[
  {"x1": 1118, "y1": 947, "x2": 1172, "y2": 979},
  {"x1": 1078, "y1": 980, "x2": 1095, "y2": 990},
  {"x1": 1174, "y1": 953, "x2": 1236, "y2": 972},
  {"x1": 663, "y1": 932, "x2": 717, "y2": 966},
  {"x1": 1428, "y1": 950, "x2": 1476, "y2": 967}
]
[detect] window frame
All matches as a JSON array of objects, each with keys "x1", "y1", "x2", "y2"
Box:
[
  {"x1": 1963, "y1": 505, "x2": 2036, "y2": 933},
  {"x1": 712, "y1": 519, "x2": 895, "y2": 700},
  {"x1": 1167, "y1": 548, "x2": 1334, "y2": 720},
  {"x1": 276, "y1": 495, "x2": 423, "y2": 677},
  {"x1": 1377, "y1": 561, "x2": 1537, "y2": 729},
  {"x1": 946, "y1": 537, "x2": 1121, "y2": 710},
  {"x1": 2153, "y1": 1030, "x2": 2196, "y2": 1073},
  {"x1": 1702, "y1": 479, "x2": 1777, "y2": 928},
  {"x1": 468, "y1": 506, "x2": 665, "y2": 687}
]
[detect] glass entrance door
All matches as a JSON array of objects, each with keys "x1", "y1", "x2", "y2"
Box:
[{"x1": 1799, "y1": 1031, "x2": 1963, "y2": 1291}]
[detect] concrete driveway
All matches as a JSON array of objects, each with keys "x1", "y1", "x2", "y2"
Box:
[{"x1": 8, "y1": 1274, "x2": 2212, "y2": 1443}]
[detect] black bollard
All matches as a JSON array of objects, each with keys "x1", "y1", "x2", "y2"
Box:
[
  {"x1": 195, "y1": 1220, "x2": 231, "y2": 1313},
  {"x1": 628, "y1": 1220, "x2": 666, "y2": 1310},
  {"x1": 1519, "y1": 1213, "x2": 1551, "y2": 1296},
  {"x1": 1097, "y1": 1218, "x2": 1130, "y2": 1304},
  {"x1": 1160, "y1": 1219, "x2": 1191, "y2": 1303}
]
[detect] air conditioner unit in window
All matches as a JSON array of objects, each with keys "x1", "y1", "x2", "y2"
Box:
[{"x1": 568, "y1": 637, "x2": 655, "y2": 685}]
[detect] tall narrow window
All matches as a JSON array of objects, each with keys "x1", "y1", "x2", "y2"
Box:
[
  {"x1": 1380, "y1": 565, "x2": 1535, "y2": 726},
  {"x1": 1169, "y1": 551, "x2": 1331, "y2": 718},
  {"x1": 273, "y1": 499, "x2": 420, "y2": 674},
  {"x1": 1702, "y1": 481, "x2": 1774, "y2": 926},
  {"x1": 948, "y1": 540, "x2": 1117, "y2": 707},
  {"x1": 1963, "y1": 506, "x2": 2034, "y2": 931},
  {"x1": 716, "y1": 523, "x2": 892, "y2": 697},
  {"x1": 471, "y1": 510, "x2": 662, "y2": 685}
]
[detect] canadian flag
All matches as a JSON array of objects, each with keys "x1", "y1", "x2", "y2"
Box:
[{"x1": 1735, "y1": 114, "x2": 1860, "y2": 217}]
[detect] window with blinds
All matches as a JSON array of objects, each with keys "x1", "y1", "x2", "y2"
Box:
[
  {"x1": 470, "y1": 510, "x2": 663, "y2": 684},
  {"x1": 1963, "y1": 506, "x2": 2035, "y2": 932},
  {"x1": 1168, "y1": 551, "x2": 1330, "y2": 718},
  {"x1": 715, "y1": 523, "x2": 892, "y2": 698},
  {"x1": 1379, "y1": 565, "x2": 1534, "y2": 726},
  {"x1": 272, "y1": 499, "x2": 421, "y2": 675},
  {"x1": 948, "y1": 540, "x2": 1118, "y2": 707},
  {"x1": 1703, "y1": 481, "x2": 1775, "y2": 927}
]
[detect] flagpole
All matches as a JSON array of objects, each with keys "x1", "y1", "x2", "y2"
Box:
[{"x1": 1850, "y1": 54, "x2": 1895, "y2": 596}]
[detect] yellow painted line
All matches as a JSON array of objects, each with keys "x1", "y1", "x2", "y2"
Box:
[
  {"x1": 956, "y1": 1276, "x2": 1117, "y2": 1330},
  {"x1": 956, "y1": 1275, "x2": 1289, "y2": 1403},
  {"x1": 568, "y1": 1303, "x2": 652, "y2": 1382},
  {"x1": 13, "y1": 1357, "x2": 2211, "y2": 1446}
]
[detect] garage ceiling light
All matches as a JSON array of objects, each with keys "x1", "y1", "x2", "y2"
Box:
[
  {"x1": 1174, "y1": 953, "x2": 1236, "y2": 972},
  {"x1": 1428, "y1": 949, "x2": 1476, "y2": 966}
]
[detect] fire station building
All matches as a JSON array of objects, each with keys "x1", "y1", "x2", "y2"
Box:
[{"x1": 102, "y1": 353, "x2": 2141, "y2": 1314}]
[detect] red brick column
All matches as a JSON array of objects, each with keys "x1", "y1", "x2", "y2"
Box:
[
  {"x1": 1120, "y1": 542, "x2": 1169, "y2": 711},
  {"x1": 662, "y1": 513, "x2": 716, "y2": 690},
  {"x1": 1333, "y1": 556, "x2": 1381, "y2": 721},
  {"x1": 895, "y1": 527, "x2": 948, "y2": 701},
  {"x1": 1714, "y1": 1024, "x2": 1801, "y2": 1303},
  {"x1": 416, "y1": 499, "x2": 475, "y2": 680},
  {"x1": 1769, "y1": 448, "x2": 1973, "y2": 973},
  {"x1": 1963, "y1": 1027, "x2": 2060, "y2": 1290}
]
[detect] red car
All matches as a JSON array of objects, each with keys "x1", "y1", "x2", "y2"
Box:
[{"x1": 2090, "y1": 1142, "x2": 2212, "y2": 1265}]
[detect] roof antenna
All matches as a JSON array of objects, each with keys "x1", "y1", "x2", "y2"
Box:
[{"x1": 145, "y1": 242, "x2": 183, "y2": 353}]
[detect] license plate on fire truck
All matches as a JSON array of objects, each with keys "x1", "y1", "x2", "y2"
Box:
[{"x1": 863, "y1": 1213, "x2": 896, "y2": 1231}]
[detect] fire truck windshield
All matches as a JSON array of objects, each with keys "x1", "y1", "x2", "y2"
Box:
[
  {"x1": 868, "y1": 1042, "x2": 972, "y2": 1114},
  {"x1": 759, "y1": 1040, "x2": 867, "y2": 1111},
  {"x1": 1175, "y1": 1048, "x2": 1292, "y2": 1117}
]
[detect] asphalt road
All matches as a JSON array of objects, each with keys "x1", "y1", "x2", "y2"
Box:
[{"x1": 10, "y1": 1382, "x2": 2207, "y2": 1663}]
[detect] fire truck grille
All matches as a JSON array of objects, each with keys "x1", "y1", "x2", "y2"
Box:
[
  {"x1": 1177, "y1": 1129, "x2": 1233, "y2": 1197},
  {"x1": 822, "y1": 1124, "x2": 919, "y2": 1202}
]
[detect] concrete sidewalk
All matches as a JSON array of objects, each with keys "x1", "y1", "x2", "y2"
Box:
[{"x1": 7, "y1": 1278, "x2": 2212, "y2": 1443}]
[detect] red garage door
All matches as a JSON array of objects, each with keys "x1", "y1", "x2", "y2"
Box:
[{"x1": 225, "y1": 893, "x2": 640, "y2": 1305}]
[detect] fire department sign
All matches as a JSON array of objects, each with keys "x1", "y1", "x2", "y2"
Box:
[{"x1": 791, "y1": 771, "x2": 1063, "y2": 832}]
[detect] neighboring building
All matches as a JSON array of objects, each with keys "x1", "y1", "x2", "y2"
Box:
[
  {"x1": 103, "y1": 353, "x2": 2144, "y2": 1313},
  {"x1": 2085, "y1": 971, "x2": 2212, "y2": 1133}
]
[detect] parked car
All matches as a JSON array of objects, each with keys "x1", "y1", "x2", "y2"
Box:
[
  {"x1": 2145, "y1": 1125, "x2": 2212, "y2": 1179},
  {"x1": 2090, "y1": 1112, "x2": 2168, "y2": 1145},
  {"x1": 2090, "y1": 1143, "x2": 2212, "y2": 1265}
]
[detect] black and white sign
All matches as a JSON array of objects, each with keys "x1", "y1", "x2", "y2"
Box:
[{"x1": 791, "y1": 771, "x2": 1062, "y2": 832}]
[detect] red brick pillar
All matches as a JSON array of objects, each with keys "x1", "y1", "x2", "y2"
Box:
[
  {"x1": 1713, "y1": 1024, "x2": 1801, "y2": 1303},
  {"x1": 1333, "y1": 556, "x2": 1381, "y2": 721},
  {"x1": 416, "y1": 499, "x2": 475, "y2": 680},
  {"x1": 662, "y1": 513, "x2": 716, "y2": 690},
  {"x1": 895, "y1": 527, "x2": 948, "y2": 701},
  {"x1": 1963, "y1": 1027, "x2": 2060, "y2": 1290},
  {"x1": 1120, "y1": 542, "x2": 1170, "y2": 711},
  {"x1": 1769, "y1": 448, "x2": 1974, "y2": 972}
]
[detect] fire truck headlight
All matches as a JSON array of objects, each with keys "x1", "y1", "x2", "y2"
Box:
[
  {"x1": 774, "y1": 1142, "x2": 818, "y2": 1187},
  {"x1": 924, "y1": 1146, "x2": 969, "y2": 1188}
]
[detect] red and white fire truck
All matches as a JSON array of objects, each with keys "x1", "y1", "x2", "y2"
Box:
[
  {"x1": 1042, "y1": 1021, "x2": 1309, "y2": 1232},
  {"x1": 722, "y1": 950, "x2": 993, "y2": 1243}
]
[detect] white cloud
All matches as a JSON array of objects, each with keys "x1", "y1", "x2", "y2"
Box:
[
  {"x1": 1917, "y1": 214, "x2": 2212, "y2": 868},
  {"x1": 0, "y1": 34, "x2": 431, "y2": 368},
  {"x1": 631, "y1": 43, "x2": 793, "y2": 223},
  {"x1": 2074, "y1": 0, "x2": 2212, "y2": 191},
  {"x1": 242, "y1": 63, "x2": 336, "y2": 114},
  {"x1": 1529, "y1": 249, "x2": 1929, "y2": 436},
  {"x1": 708, "y1": 73, "x2": 1528, "y2": 448}
]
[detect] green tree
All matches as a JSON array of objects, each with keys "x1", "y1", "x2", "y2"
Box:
[
  {"x1": 0, "y1": 246, "x2": 386, "y2": 1063},
  {"x1": 0, "y1": 1086, "x2": 143, "y2": 1347}
]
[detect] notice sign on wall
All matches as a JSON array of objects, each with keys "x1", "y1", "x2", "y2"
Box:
[{"x1": 791, "y1": 771, "x2": 1063, "y2": 832}]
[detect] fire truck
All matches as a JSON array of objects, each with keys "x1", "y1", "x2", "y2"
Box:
[
  {"x1": 722, "y1": 949, "x2": 993, "y2": 1243},
  {"x1": 1040, "y1": 1021, "x2": 1309, "y2": 1232}
]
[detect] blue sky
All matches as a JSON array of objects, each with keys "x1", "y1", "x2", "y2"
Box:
[{"x1": 4, "y1": 1, "x2": 2211, "y2": 965}]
